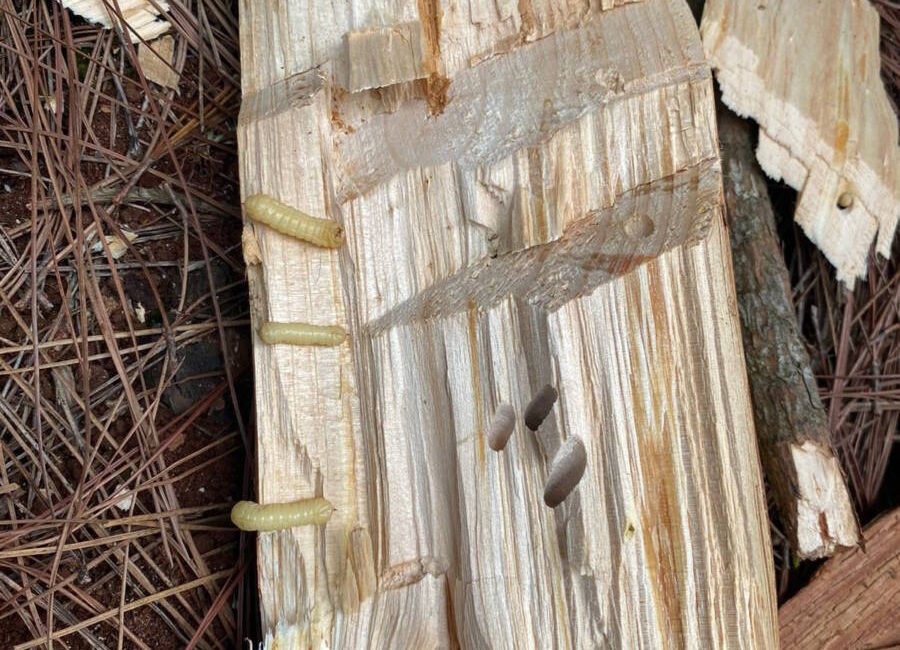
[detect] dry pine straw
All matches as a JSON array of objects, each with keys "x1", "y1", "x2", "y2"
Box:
[{"x1": 0, "y1": 1, "x2": 254, "y2": 648}]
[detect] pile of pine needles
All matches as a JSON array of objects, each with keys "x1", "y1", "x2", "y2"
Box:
[
  {"x1": 771, "y1": 223, "x2": 900, "y2": 597},
  {"x1": 0, "y1": 1, "x2": 251, "y2": 648}
]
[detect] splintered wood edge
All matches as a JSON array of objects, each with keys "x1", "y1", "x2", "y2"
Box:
[
  {"x1": 701, "y1": 0, "x2": 900, "y2": 285},
  {"x1": 719, "y1": 109, "x2": 860, "y2": 559},
  {"x1": 346, "y1": 21, "x2": 428, "y2": 92},
  {"x1": 790, "y1": 441, "x2": 859, "y2": 558}
]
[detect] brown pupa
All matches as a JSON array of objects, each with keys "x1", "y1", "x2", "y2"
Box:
[
  {"x1": 543, "y1": 436, "x2": 587, "y2": 507},
  {"x1": 488, "y1": 403, "x2": 516, "y2": 451},
  {"x1": 524, "y1": 384, "x2": 558, "y2": 431}
]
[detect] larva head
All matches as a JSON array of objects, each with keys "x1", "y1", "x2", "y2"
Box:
[
  {"x1": 243, "y1": 194, "x2": 267, "y2": 219},
  {"x1": 323, "y1": 224, "x2": 345, "y2": 248},
  {"x1": 230, "y1": 500, "x2": 259, "y2": 530},
  {"x1": 311, "y1": 498, "x2": 336, "y2": 524}
]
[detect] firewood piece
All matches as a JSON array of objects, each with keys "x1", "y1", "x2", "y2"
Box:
[
  {"x1": 238, "y1": 0, "x2": 779, "y2": 646},
  {"x1": 719, "y1": 108, "x2": 860, "y2": 560},
  {"x1": 702, "y1": 0, "x2": 900, "y2": 286},
  {"x1": 779, "y1": 508, "x2": 900, "y2": 649}
]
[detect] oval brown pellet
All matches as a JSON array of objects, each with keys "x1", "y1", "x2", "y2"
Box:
[
  {"x1": 543, "y1": 436, "x2": 587, "y2": 507},
  {"x1": 524, "y1": 384, "x2": 558, "y2": 431},
  {"x1": 488, "y1": 403, "x2": 516, "y2": 451}
]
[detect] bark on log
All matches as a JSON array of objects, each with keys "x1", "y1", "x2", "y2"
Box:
[
  {"x1": 701, "y1": 0, "x2": 900, "y2": 286},
  {"x1": 719, "y1": 108, "x2": 860, "y2": 560},
  {"x1": 779, "y1": 507, "x2": 900, "y2": 649},
  {"x1": 236, "y1": 0, "x2": 780, "y2": 647}
]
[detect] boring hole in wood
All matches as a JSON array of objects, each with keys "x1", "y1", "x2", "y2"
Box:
[
  {"x1": 836, "y1": 191, "x2": 854, "y2": 211},
  {"x1": 625, "y1": 213, "x2": 655, "y2": 238}
]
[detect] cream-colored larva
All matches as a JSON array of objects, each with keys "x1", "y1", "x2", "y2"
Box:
[
  {"x1": 543, "y1": 436, "x2": 587, "y2": 508},
  {"x1": 488, "y1": 403, "x2": 516, "y2": 451},
  {"x1": 244, "y1": 194, "x2": 344, "y2": 248},
  {"x1": 230, "y1": 497, "x2": 334, "y2": 532},
  {"x1": 524, "y1": 384, "x2": 558, "y2": 431},
  {"x1": 259, "y1": 321, "x2": 347, "y2": 347}
]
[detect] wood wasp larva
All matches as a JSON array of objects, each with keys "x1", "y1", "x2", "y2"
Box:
[
  {"x1": 230, "y1": 497, "x2": 334, "y2": 531},
  {"x1": 259, "y1": 322, "x2": 347, "y2": 347},
  {"x1": 244, "y1": 194, "x2": 344, "y2": 248}
]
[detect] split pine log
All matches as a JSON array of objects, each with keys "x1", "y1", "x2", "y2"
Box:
[
  {"x1": 719, "y1": 109, "x2": 859, "y2": 560},
  {"x1": 237, "y1": 0, "x2": 779, "y2": 646}
]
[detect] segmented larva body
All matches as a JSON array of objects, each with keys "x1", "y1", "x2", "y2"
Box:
[
  {"x1": 524, "y1": 384, "x2": 558, "y2": 431},
  {"x1": 259, "y1": 321, "x2": 347, "y2": 347},
  {"x1": 244, "y1": 194, "x2": 344, "y2": 248},
  {"x1": 488, "y1": 403, "x2": 516, "y2": 451},
  {"x1": 543, "y1": 436, "x2": 587, "y2": 508},
  {"x1": 230, "y1": 497, "x2": 334, "y2": 532}
]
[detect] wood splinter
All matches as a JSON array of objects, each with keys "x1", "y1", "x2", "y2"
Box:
[
  {"x1": 231, "y1": 497, "x2": 334, "y2": 532},
  {"x1": 259, "y1": 322, "x2": 347, "y2": 347},
  {"x1": 524, "y1": 384, "x2": 558, "y2": 431},
  {"x1": 487, "y1": 403, "x2": 516, "y2": 451},
  {"x1": 244, "y1": 193, "x2": 345, "y2": 248},
  {"x1": 544, "y1": 436, "x2": 587, "y2": 507}
]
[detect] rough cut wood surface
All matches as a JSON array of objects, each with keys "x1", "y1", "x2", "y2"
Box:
[
  {"x1": 719, "y1": 109, "x2": 859, "y2": 560},
  {"x1": 779, "y1": 507, "x2": 900, "y2": 649},
  {"x1": 701, "y1": 0, "x2": 900, "y2": 286},
  {"x1": 237, "y1": 0, "x2": 778, "y2": 647}
]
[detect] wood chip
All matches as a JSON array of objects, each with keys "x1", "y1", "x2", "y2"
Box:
[
  {"x1": 138, "y1": 36, "x2": 179, "y2": 90},
  {"x1": 59, "y1": 0, "x2": 170, "y2": 43},
  {"x1": 91, "y1": 229, "x2": 137, "y2": 260}
]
